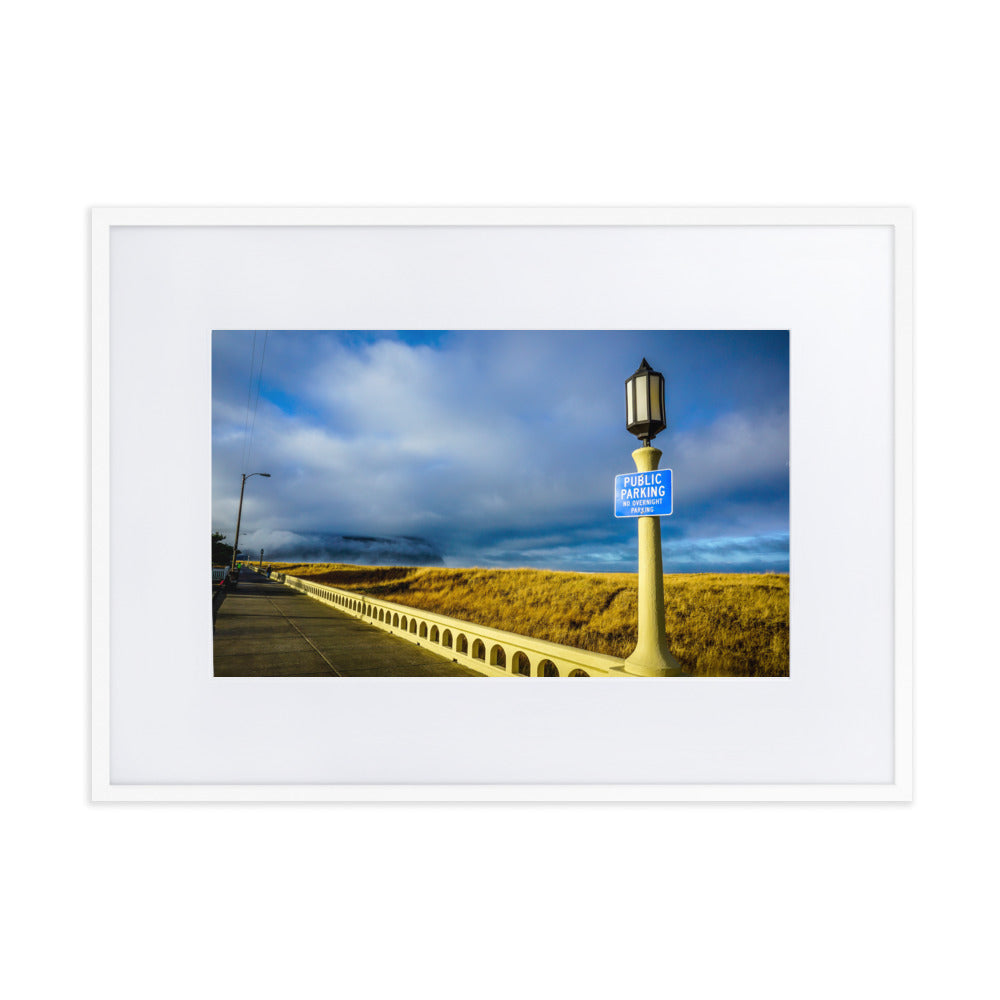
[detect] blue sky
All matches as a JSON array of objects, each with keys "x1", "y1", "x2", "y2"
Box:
[{"x1": 212, "y1": 330, "x2": 789, "y2": 573}]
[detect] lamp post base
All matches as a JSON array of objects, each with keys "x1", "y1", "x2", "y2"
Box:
[{"x1": 618, "y1": 650, "x2": 685, "y2": 677}]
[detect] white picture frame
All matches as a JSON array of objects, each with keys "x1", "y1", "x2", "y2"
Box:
[{"x1": 91, "y1": 206, "x2": 912, "y2": 802}]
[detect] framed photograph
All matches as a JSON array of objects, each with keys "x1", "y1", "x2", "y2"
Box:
[{"x1": 92, "y1": 207, "x2": 912, "y2": 801}]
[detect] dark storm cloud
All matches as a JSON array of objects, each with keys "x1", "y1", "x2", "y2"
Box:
[
  {"x1": 212, "y1": 330, "x2": 789, "y2": 572},
  {"x1": 241, "y1": 531, "x2": 445, "y2": 566}
]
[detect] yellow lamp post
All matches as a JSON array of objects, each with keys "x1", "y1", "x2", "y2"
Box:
[{"x1": 622, "y1": 360, "x2": 684, "y2": 677}]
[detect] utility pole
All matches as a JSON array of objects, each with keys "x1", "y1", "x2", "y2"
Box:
[{"x1": 230, "y1": 472, "x2": 271, "y2": 576}]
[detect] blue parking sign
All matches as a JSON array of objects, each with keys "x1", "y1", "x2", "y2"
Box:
[{"x1": 614, "y1": 469, "x2": 673, "y2": 518}]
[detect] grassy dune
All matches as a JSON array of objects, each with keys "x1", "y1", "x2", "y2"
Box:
[{"x1": 270, "y1": 562, "x2": 790, "y2": 677}]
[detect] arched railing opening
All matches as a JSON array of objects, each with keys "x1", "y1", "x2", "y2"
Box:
[
  {"x1": 513, "y1": 652, "x2": 531, "y2": 676},
  {"x1": 409, "y1": 620, "x2": 418, "y2": 634},
  {"x1": 568, "y1": 669, "x2": 590, "y2": 677},
  {"x1": 419, "y1": 622, "x2": 428, "y2": 638},
  {"x1": 538, "y1": 660, "x2": 559, "y2": 677},
  {"x1": 456, "y1": 634, "x2": 468, "y2": 654},
  {"x1": 442, "y1": 630, "x2": 453, "y2": 648},
  {"x1": 472, "y1": 639, "x2": 486, "y2": 661},
  {"x1": 490, "y1": 645, "x2": 506, "y2": 668},
  {"x1": 430, "y1": 626, "x2": 439, "y2": 643}
]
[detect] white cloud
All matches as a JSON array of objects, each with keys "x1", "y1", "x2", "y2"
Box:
[{"x1": 670, "y1": 410, "x2": 789, "y2": 504}]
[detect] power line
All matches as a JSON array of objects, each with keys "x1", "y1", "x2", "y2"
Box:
[
  {"x1": 246, "y1": 331, "x2": 268, "y2": 471},
  {"x1": 240, "y1": 331, "x2": 258, "y2": 474}
]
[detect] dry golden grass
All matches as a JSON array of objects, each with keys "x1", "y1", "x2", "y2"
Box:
[{"x1": 271, "y1": 562, "x2": 790, "y2": 677}]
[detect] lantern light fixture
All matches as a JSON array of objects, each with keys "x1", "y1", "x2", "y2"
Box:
[{"x1": 625, "y1": 358, "x2": 666, "y2": 445}]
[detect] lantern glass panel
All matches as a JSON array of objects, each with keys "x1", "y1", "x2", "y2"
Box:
[
  {"x1": 626, "y1": 385, "x2": 635, "y2": 425},
  {"x1": 650, "y1": 375, "x2": 662, "y2": 422},
  {"x1": 636, "y1": 375, "x2": 649, "y2": 421}
]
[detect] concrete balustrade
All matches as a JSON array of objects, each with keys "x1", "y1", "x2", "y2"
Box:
[{"x1": 272, "y1": 572, "x2": 626, "y2": 678}]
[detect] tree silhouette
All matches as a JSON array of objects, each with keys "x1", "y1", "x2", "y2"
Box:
[{"x1": 212, "y1": 532, "x2": 234, "y2": 566}]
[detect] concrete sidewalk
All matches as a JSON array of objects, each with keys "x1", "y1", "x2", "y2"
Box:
[{"x1": 213, "y1": 571, "x2": 481, "y2": 677}]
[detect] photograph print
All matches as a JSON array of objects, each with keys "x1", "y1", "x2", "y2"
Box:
[{"x1": 212, "y1": 330, "x2": 789, "y2": 679}]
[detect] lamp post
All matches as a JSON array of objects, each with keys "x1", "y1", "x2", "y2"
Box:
[
  {"x1": 622, "y1": 359, "x2": 683, "y2": 677},
  {"x1": 230, "y1": 472, "x2": 271, "y2": 576}
]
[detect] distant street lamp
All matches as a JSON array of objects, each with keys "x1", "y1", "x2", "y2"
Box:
[
  {"x1": 230, "y1": 472, "x2": 271, "y2": 576},
  {"x1": 622, "y1": 359, "x2": 683, "y2": 677}
]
